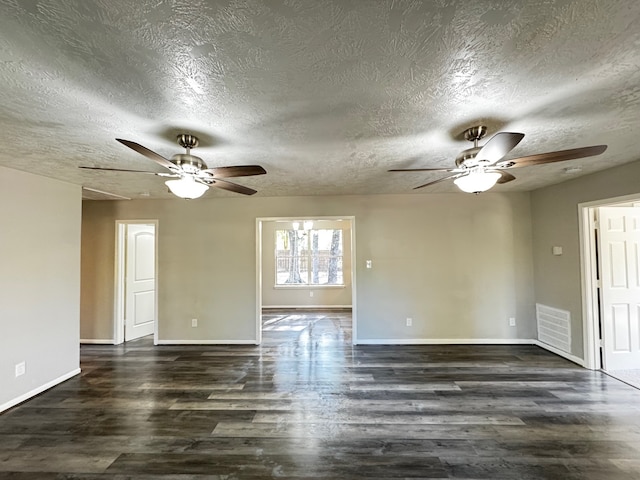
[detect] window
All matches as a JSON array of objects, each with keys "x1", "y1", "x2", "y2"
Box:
[{"x1": 275, "y1": 228, "x2": 343, "y2": 286}]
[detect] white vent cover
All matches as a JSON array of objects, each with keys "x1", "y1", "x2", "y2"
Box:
[
  {"x1": 82, "y1": 187, "x2": 131, "y2": 200},
  {"x1": 536, "y1": 304, "x2": 571, "y2": 353}
]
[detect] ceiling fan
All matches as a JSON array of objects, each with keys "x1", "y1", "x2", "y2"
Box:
[
  {"x1": 389, "y1": 126, "x2": 607, "y2": 193},
  {"x1": 80, "y1": 134, "x2": 266, "y2": 198}
]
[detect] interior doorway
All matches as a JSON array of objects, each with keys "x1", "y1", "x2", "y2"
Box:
[
  {"x1": 580, "y1": 195, "x2": 640, "y2": 372},
  {"x1": 255, "y1": 217, "x2": 356, "y2": 345},
  {"x1": 115, "y1": 220, "x2": 158, "y2": 345}
]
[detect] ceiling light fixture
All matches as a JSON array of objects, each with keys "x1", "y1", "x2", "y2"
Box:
[
  {"x1": 165, "y1": 177, "x2": 209, "y2": 199},
  {"x1": 292, "y1": 220, "x2": 314, "y2": 231},
  {"x1": 453, "y1": 168, "x2": 501, "y2": 194}
]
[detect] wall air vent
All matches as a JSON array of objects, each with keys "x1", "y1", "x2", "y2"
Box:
[{"x1": 536, "y1": 304, "x2": 571, "y2": 353}]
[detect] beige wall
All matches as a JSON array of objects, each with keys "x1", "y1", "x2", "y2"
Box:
[
  {"x1": 261, "y1": 219, "x2": 352, "y2": 308},
  {"x1": 0, "y1": 166, "x2": 81, "y2": 411},
  {"x1": 81, "y1": 192, "x2": 535, "y2": 343},
  {"x1": 531, "y1": 159, "x2": 640, "y2": 359}
]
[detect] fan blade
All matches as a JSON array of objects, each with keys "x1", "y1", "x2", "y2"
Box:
[
  {"x1": 79, "y1": 166, "x2": 178, "y2": 177},
  {"x1": 389, "y1": 167, "x2": 455, "y2": 173},
  {"x1": 204, "y1": 178, "x2": 257, "y2": 195},
  {"x1": 201, "y1": 165, "x2": 266, "y2": 178},
  {"x1": 496, "y1": 170, "x2": 516, "y2": 184},
  {"x1": 500, "y1": 145, "x2": 607, "y2": 168},
  {"x1": 413, "y1": 173, "x2": 464, "y2": 190},
  {"x1": 116, "y1": 138, "x2": 178, "y2": 171},
  {"x1": 475, "y1": 132, "x2": 525, "y2": 164}
]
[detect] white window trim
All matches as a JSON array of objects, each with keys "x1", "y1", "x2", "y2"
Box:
[
  {"x1": 273, "y1": 284, "x2": 346, "y2": 289},
  {"x1": 274, "y1": 228, "x2": 344, "y2": 287}
]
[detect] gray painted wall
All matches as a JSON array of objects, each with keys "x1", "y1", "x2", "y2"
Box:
[
  {"x1": 81, "y1": 192, "x2": 535, "y2": 343},
  {"x1": 530, "y1": 159, "x2": 640, "y2": 359},
  {"x1": 0, "y1": 166, "x2": 81, "y2": 410}
]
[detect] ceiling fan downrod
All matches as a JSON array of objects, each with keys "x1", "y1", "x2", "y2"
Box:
[
  {"x1": 455, "y1": 125, "x2": 488, "y2": 168},
  {"x1": 463, "y1": 125, "x2": 487, "y2": 148},
  {"x1": 172, "y1": 134, "x2": 206, "y2": 173},
  {"x1": 177, "y1": 134, "x2": 199, "y2": 154}
]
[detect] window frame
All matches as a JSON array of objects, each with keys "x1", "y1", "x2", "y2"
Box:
[{"x1": 274, "y1": 228, "x2": 345, "y2": 288}]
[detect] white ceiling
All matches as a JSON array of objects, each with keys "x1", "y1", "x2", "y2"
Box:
[{"x1": 0, "y1": 0, "x2": 638, "y2": 199}]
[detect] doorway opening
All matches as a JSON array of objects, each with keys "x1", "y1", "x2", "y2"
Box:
[
  {"x1": 255, "y1": 217, "x2": 356, "y2": 345},
  {"x1": 580, "y1": 194, "x2": 640, "y2": 378},
  {"x1": 114, "y1": 220, "x2": 158, "y2": 345}
]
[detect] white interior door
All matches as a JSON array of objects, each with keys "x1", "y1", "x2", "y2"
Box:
[
  {"x1": 598, "y1": 207, "x2": 640, "y2": 371},
  {"x1": 125, "y1": 224, "x2": 156, "y2": 341}
]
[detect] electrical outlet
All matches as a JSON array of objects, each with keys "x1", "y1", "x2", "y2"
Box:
[
  {"x1": 406, "y1": 317, "x2": 412, "y2": 327},
  {"x1": 309, "y1": 291, "x2": 314, "y2": 297},
  {"x1": 366, "y1": 260, "x2": 372, "y2": 269},
  {"x1": 15, "y1": 362, "x2": 25, "y2": 377},
  {"x1": 509, "y1": 317, "x2": 516, "y2": 327},
  {"x1": 191, "y1": 318, "x2": 198, "y2": 327}
]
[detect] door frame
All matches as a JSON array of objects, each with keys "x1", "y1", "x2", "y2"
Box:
[
  {"x1": 114, "y1": 219, "x2": 159, "y2": 345},
  {"x1": 579, "y1": 194, "x2": 640, "y2": 370},
  {"x1": 255, "y1": 216, "x2": 357, "y2": 345}
]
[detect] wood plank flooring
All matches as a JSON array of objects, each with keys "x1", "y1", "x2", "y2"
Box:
[{"x1": 1, "y1": 310, "x2": 640, "y2": 479}]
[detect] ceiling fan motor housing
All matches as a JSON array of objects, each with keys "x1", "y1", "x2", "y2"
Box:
[
  {"x1": 455, "y1": 147, "x2": 481, "y2": 168},
  {"x1": 455, "y1": 126, "x2": 489, "y2": 168},
  {"x1": 171, "y1": 154, "x2": 207, "y2": 173},
  {"x1": 172, "y1": 134, "x2": 206, "y2": 173}
]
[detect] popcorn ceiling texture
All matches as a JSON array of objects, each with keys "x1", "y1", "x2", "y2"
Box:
[{"x1": 0, "y1": 0, "x2": 638, "y2": 198}]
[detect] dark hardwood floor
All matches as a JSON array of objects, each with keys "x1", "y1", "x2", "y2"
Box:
[{"x1": 2, "y1": 310, "x2": 640, "y2": 479}]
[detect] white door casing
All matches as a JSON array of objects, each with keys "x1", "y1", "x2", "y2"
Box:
[
  {"x1": 125, "y1": 224, "x2": 156, "y2": 341},
  {"x1": 598, "y1": 207, "x2": 640, "y2": 371}
]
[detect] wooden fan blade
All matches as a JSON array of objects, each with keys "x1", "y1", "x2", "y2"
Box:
[
  {"x1": 475, "y1": 132, "x2": 525, "y2": 164},
  {"x1": 502, "y1": 145, "x2": 607, "y2": 168},
  {"x1": 116, "y1": 138, "x2": 178, "y2": 171},
  {"x1": 79, "y1": 166, "x2": 178, "y2": 177},
  {"x1": 413, "y1": 173, "x2": 464, "y2": 190},
  {"x1": 206, "y1": 178, "x2": 257, "y2": 195},
  {"x1": 201, "y1": 165, "x2": 266, "y2": 178},
  {"x1": 389, "y1": 167, "x2": 454, "y2": 173},
  {"x1": 496, "y1": 170, "x2": 516, "y2": 184}
]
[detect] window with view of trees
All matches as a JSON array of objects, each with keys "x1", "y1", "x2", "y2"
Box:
[{"x1": 275, "y1": 229, "x2": 343, "y2": 286}]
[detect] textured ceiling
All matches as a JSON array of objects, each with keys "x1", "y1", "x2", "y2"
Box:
[{"x1": 0, "y1": 0, "x2": 639, "y2": 199}]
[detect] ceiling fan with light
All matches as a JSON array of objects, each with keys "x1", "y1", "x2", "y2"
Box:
[
  {"x1": 389, "y1": 126, "x2": 607, "y2": 193},
  {"x1": 80, "y1": 134, "x2": 266, "y2": 198}
]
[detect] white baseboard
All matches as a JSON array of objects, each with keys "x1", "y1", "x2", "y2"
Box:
[
  {"x1": 0, "y1": 368, "x2": 81, "y2": 414},
  {"x1": 262, "y1": 305, "x2": 352, "y2": 309},
  {"x1": 354, "y1": 338, "x2": 536, "y2": 345},
  {"x1": 533, "y1": 339, "x2": 585, "y2": 367},
  {"x1": 155, "y1": 340, "x2": 258, "y2": 345},
  {"x1": 353, "y1": 337, "x2": 586, "y2": 367},
  {"x1": 80, "y1": 339, "x2": 115, "y2": 344},
  {"x1": 81, "y1": 336, "x2": 586, "y2": 366}
]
